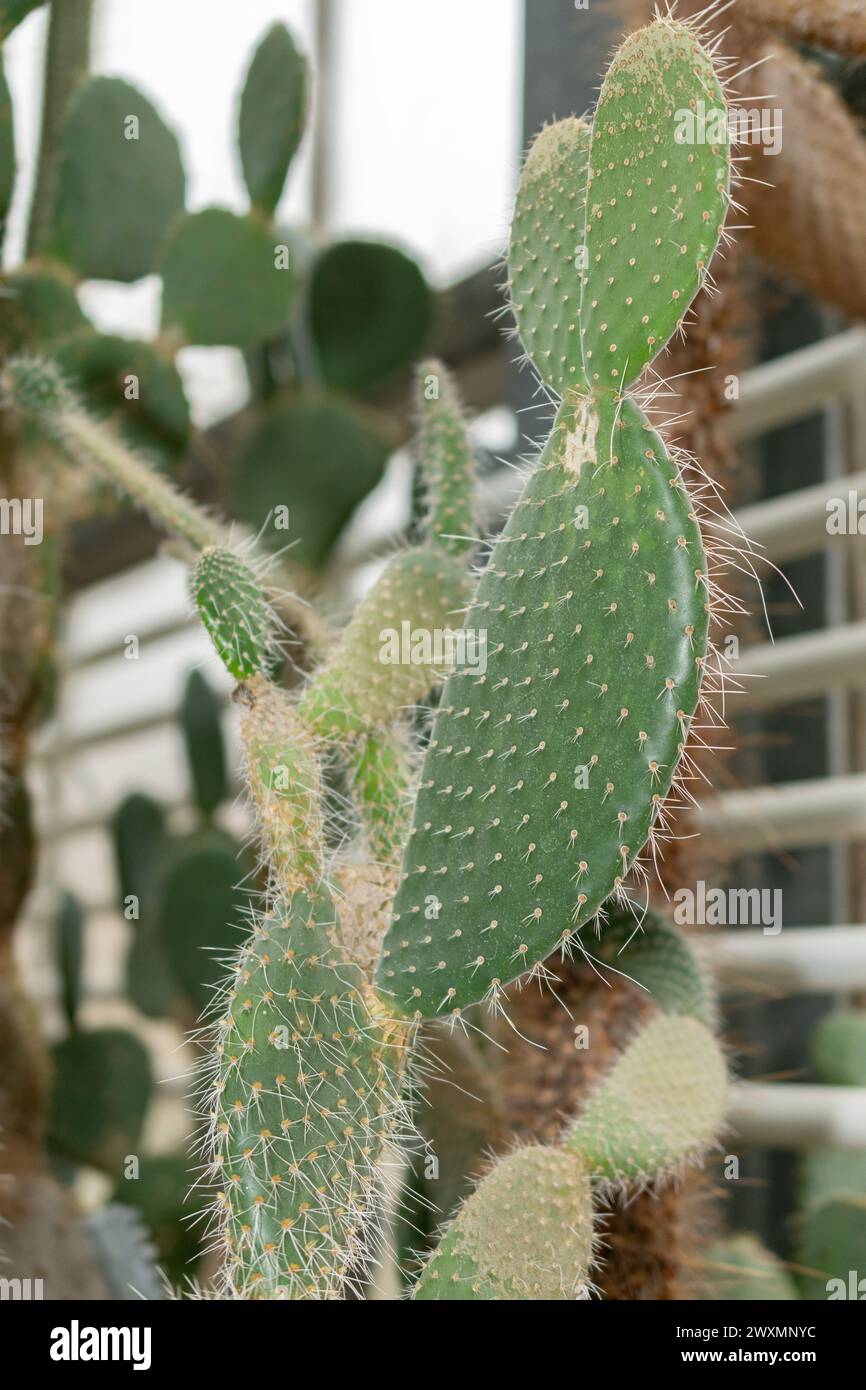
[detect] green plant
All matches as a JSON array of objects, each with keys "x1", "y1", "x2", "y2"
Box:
[{"x1": 4, "y1": 12, "x2": 739, "y2": 1300}]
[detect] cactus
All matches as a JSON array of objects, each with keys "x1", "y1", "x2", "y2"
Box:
[
  {"x1": 48, "y1": 75, "x2": 185, "y2": 282},
  {"x1": 238, "y1": 23, "x2": 309, "y2": 215},
  {"x1": 190, "y1": 547, "x2": 275, "y2": 682},
  {"x1": 811, "y1": 1009, "x2": 866, "y2": 1087},
  {"x1": 564, "y1": 1014, "x2": 727, "y2": 1183},
  {"x1": 4, "y1": 12, "x2": 740, "y2": 1302},
  {"x1": 702, "y1": 1234, "x2": 799, "y2": 1301},
  {"x1": 414, "y1": 1146, "x2": 594, "y2": 1300},
  {"x1": 181, "y1": 670, "x2": 229, "y2": 818}
]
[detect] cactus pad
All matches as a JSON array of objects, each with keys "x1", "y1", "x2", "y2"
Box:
[
  {"x1": 239, "y1": 23, "x2": 309, "y2": 214},
  {"x1": 155, "y1": 831, "x2": 250, "y2": 1016},
  {"x1": 309, "y1": 239, "x2": 432, "y2": 391},
  {"x1": 181, "y1": 669, "x2": 229, "y2": 817},
  {"x1": 416, "y1": 358, "x2": 477, "y2": 554},
  {"x1": 414, "y1": 1146, "x2": 592, "y2": 1300},
  {"x1": 579, "y1": 19, "x2": 730, "y2": 393},
  {"x1": 160, "y1": 208, "x2": 294, "y2": 347},
  {"x1": 565, "y1": 1013, "x2": 727, "y2": 1183},
  {"x1": 49, "y1": 77, "x2": 185, "y2": 283},
  {"x1": 238, "y1": 676, "x2": 322, "y2": 896},
  {"x1": 796, "y1": 1195, "x2": 866, "y2": 1299},
  {"x1": 508, "y1": 117, "x2": 593, "y2": 396},
  {"x1": 231, "y1": 396, "x2": 390, "y2": 567},
  {"x1": 191, "y1": 547, "x2": 273, "y2": 682},
  {"x1": 811, "y1": 1009, "x2": 866, "y2": 1087},
  {"x1": 207, "y1": 890, "x2": 410, "y2": 1299},
  {"x1": 0, "y1": 266, "x2": 86, "y2": 357},
  {"x1": 53, "y1": 332, "x2": 190, "y2": 470},
  {"x1": 49, "y1": 1028, "x2": 153, "y2": 1174},
  {"x1": 379, "y1": 394, "x2": 709, "y2": 1015},
  {"x1": 300, "y1": 546, "x2": 472, "y2": 739},
  {"x1": 591, "y1": 904, "x2": 713, "y2": 1024}
]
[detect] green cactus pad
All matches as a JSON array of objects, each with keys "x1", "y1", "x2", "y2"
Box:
[
  {"x1": 231, "y1": 396, "x2": 391, "y2": 567},
  {"x1": 508, "y1": 117, "x2": 593, "y2": 396},
  {"x1": 0, "y1": 0, "x2": 44, "y2": 38},
  {"x1": 52, "y1": 332, "x2": 190, "y2": 470},
  {"x1": 703, "y1": 1235, "x2": 798, "y2": 1301},
  {"x1": 111, "y1": 791, "x2": 166, "y2": 918},
  {"x1": 125, "y1": 918, "x2": 182, "y2": 1022},
  {"x1": 49, "y1": 77, "x2": 185, "y2": 283},
  {"x1": 4, "y1": 351, "x2": 77, "y2": 426},
  {"x1": 1, "y1": 56, "x2": 14, "y2": 236},
  {"x1": 811, "y1": 1009, "x2": 866, "y2": 1087},
  {"x1": 161, "y1": 208, "x2": 295, "y2": 347},
  {"x1": 208, "y1": 890, "x2": 410, "y2": 1299},
  {"x1": 155, "y1": 831, "x2": 250, "y2": 1016},
  {"x1": 181, "y1": 669, "x2": 229, "y2": 817},
  {"x1": 54, "y1": 891, "x2": 84, "y2": 1034},
  {"x1": 590, "y1": 904, "x2": 713, "y2": 1024},
  {"x1": 580, "y1": 19, "x2": 730, "y2": 393},
  {"x1": 238, "y1": 676, "x2": 322, "y2": 896},
  {"x1": 416, "y1": 358, "x2": 477, "y2": 554},
  {"x1": 0, "y1": 266, "x2": 86, "y2": 357},
  {"x1": 191, "y1": 547, "x2": 273, "y2": 682},
  {"x1": 379, "y1": 394, "x2": 709, "y2": 1015},
  {"x1": 112, "y1": 1152, "x2": 204, "y2": 1285},
  {"x1": 309, "y1": 239, "x2": 432, "y2": 391},
  {"x1": 299, "y1": 545, "x2": 472, "y2": 739},
  {"x1": 797, "y1": 1196, "x2": 866, "y2": 1299},
  {"x1": 348, "y1": 731, "x2": 414, "y2": 864},
  {"x1": 564, "y1": 1013, "x2": 727, "y2": 1183},
  {"x1": 239, "y1": 23, "x2": 309, "y2": 214},
  {"x1": 414, "y1": 1146, "x2": 592, "y2": 1300},
  {"x1": 800, "y1": 1147, "x2": 866, "y2": 1214},
  {"x1": 49, "y1": 1027, "x2": 153, "y2": 1175}
]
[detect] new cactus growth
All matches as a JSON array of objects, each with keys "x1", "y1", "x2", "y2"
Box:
[
  {"x1": 414, "y1": 1146, "x2": 593, "y2": 1300},
  {"x1": 564, "y1": 1014, "x2": 727, "y2": 1183},
  {"x1": 191, "y1": 548, "x2": 274, "y2": 683}
]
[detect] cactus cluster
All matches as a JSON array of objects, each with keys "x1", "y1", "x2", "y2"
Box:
[{"x1": 3, "y1": 12, "x2": 743, "y2": 1299}]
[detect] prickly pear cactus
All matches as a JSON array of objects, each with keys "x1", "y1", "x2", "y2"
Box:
[
  {"x1": 378, "y1": 16, "x2": 730, "y2": 1018},
  {"x1": 4, "y1": 12, "x2": 738, "y2": 1304}
]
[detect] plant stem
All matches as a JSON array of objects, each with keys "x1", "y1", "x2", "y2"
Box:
[{"x1": 26, "y1": 0, "x2": 94, "y2": 256}]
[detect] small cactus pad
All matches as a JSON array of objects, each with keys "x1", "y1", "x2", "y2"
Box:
[
  {"x1": 703, "y1": 1235, "x2": 798, "y2": 1301},
  {"x1": 564, "y1": 1014, "x2": 727, "y2": 1183},
  {"x1": 508, "y1": 117, "x2": 593, "y2": 396},
  {"x1": 160, "y1": 208, "x2": 295, "y2": 347},
  {"x1": 811, "y1": 1009, "x2": 866, "y2": 1086},
  {"x1": 239, "y1": 23, "x2": 309, "y2": 215},
  {"x1": 416, "y1": 358, "x2": 476, "y2": 554},
  {"x1": 155, "y1": 831, "x2": 251, "y2": 1016},
  {"x1": 208, "y1": 890, "x2": 410, "y2": 1299},
  {"x1": 309, "y1": 239, "x2": 432, "y2": 391},
  {"x1": 579, "y1": 19, "x2": 730, "y2": 393},
  {"x1": 379, "y1": 394, "x2": 709, "y2": 1015},
  {"x1": 111, "y1": 791, "x2": 166, "y2": 917},
  {"x1": 299, "y1": 546, "x2": 472, "y2": 739},
  {"x1": 181, "y1": 669, "x2": 229, "y2": 816},
  {"x1": 0, "y1": 266, "x2": 87, "y2": 357},
  {"x1": 800, "y1": 1147, "x2": 866, "y2": 1213},
  {"x1": 796, "y1": 1195, "x2": 866, "y2": 1299},
  {"x1": 590, "y1": 904, "x2": 713, "y2": 1024},
  {"x1": 191, "y1": 547, "x2": 273, "y2": 682},
  {"x1": 238, "y1": 675, "x2": 323, "y2": 896},
  {"x1": 231, "y1": 396, "x2": 390, "y2": 567},
  {"x1": 53, "y1": 332, "x2": 190, "y2": 471},
  {"x1": 414, "y1": 1146, "x2": 592, "y2": 1300},
  {"x1": 49, "y1": 77, "x2": 186, "y2": 283},
  {"x1": 49, "y1": 1028, "x2": 153, "y2": 1174},
  {"x1": 55, "y1": 891, "x2": 84, "y2": 1034},
  {"x1": 4, "y1": 352, "x2": 76, "y2": 426},
  {"x1": 348, "y1": 732, "x2": 414, "y2": 865}
]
